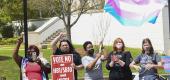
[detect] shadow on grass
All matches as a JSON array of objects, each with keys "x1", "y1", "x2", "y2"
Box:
[{"x1": 0, "y1": 56, "x2": 11, "y2": 61}]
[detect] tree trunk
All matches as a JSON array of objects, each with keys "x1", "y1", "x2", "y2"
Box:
[
  {"x1": 39, "y1": 9, "x2": 42, "y2": 18},
  {"x1": 66, "y1": 26, "x2": 71, "y2": 42}
]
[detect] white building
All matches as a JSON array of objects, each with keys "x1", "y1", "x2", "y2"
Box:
[
  {"x1": 71, "y1": 6, "x2": 170, "y2": 54},
  {"x1": 28, "y1": 6, "x2": 170, "y2": 55}
]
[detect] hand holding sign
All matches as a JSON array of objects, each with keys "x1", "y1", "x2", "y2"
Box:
[{"x1": 71, "y1": 63, "x2": 76, "y2": 69}]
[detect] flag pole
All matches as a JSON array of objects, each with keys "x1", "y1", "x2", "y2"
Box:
[
  {"x1": 168, "y1": 0, "x2": 170, "y2": 37},
  {"x1": 23, "y1": 0, "x2": 28, "y2": 57}
]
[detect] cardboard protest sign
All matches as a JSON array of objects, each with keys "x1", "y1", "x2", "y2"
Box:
[{"x1": 51, "y1": 54, "x2": 74, "y2": 80}]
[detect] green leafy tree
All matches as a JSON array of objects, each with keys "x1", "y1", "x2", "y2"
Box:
[
  {"x1": 0, "y1": 0, "x2": 23, "y2": 36},
  {"x1": 28, "y1": 0, "x2": 56, "y2": 18}
]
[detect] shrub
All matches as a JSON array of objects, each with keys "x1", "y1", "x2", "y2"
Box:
[
  {"x1": 0, "y1": 37, "x2": 18, "y2": 45},
  {"x1": 1, "y1": 24, "x2": 14, "y2": 38}
]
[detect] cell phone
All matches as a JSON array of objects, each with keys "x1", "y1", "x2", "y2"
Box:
[{"x1": 32, "y1": 52, "x2": 37, "y2": 61}]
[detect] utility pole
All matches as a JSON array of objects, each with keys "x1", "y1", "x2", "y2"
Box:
[{"x1": 23, "y1": 0, "x2": 28, "y2": 56}]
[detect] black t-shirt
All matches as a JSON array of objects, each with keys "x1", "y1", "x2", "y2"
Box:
[
  {"x1": 106, "y1": 51, "x2": 133, "y2": 80},
  {"x1": 53, "y1": 48, "x2": 82, "y2": 80}
]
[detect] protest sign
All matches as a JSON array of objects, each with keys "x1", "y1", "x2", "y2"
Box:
[{"x1": 51, "y1": 54, "x2": 74, "y2": 80}]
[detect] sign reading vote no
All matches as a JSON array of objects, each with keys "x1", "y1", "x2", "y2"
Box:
[{"x1": 51, "y1": 54, "x2": 74, "y2": 80}]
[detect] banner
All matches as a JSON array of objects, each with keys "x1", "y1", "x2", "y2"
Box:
[
  {"x1": 51, "y1": 54, "x2": 74, "y2": 80},
  {"x1": 161, "y1": 56, "x2": 170, "y2": 73}
]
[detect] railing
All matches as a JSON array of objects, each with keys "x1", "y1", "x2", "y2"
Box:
[{"x1": 34, "y1": 17, "x2": 64, "y2": 44}]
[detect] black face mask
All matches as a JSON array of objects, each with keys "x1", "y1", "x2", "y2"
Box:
[
  {"x1": 87, "y1": 49, "x2": 94, "y2": 55},
  {"x1": 27, "y1": 54, "x2": 33, "y2": 62},
  {"x1": 27, "y1": 53, "x2": 37, "y2": 62}
]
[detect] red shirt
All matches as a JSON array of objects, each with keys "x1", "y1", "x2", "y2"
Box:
[{"x1": 25, "y1": 62, "x2": 42, "y2": 80}]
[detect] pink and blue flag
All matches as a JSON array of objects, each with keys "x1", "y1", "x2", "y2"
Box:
[
  {"x1": 161, "y1": 56, "x2": 170, "y2": 73},
  {"x1": 104, "y1": 0, "x2": 167, "y2": 26}
]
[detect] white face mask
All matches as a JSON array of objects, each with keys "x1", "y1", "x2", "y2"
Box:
[{"x1": 116, "y1": 43, "x2": 123, "y2": 49}]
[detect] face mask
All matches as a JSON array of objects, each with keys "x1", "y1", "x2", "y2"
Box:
[
  {"x1": 143, "y1": 46, "x2": 150, "y2": 53},
  {"x1": 27, "y1": 52, "x2": 37, "y2": 62},
  {"x1": 27, "y1": 54, "x2": 32, "y2": 61},
  {"x1": 87, "y1": 49, "x2": 94, "y2": 55},
  {"x1": 61, "y1": 48, "x2": 70, "y2": 53},
  {"x1": 116, "y1": 43, "x2": 123, "y2": 49}
]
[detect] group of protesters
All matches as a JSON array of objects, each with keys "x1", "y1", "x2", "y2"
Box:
[{"x1": 13, "y1": 32, "x2": 163, "y2": 80}]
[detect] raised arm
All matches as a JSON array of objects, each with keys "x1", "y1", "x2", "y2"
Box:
[
  {"x1": 50, "y1": 32, "x2": 65, "y2": 53},
  {"x1": 13, "y1": 37, "x2": 23, "y2": 67}
]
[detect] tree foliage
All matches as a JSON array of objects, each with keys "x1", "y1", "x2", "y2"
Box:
[
  {"x1": 0, "y1": 0, "x2": 105, "y2": 40},
  {"x1": 0, "y1": 0, "x2": 23, "y2": 36},
  {"x1": 1, "y1": 24, "x2": 14, "y2": 38},
  {"x1": 28, "y1": 0, "x2": 57, "y2": 18}
]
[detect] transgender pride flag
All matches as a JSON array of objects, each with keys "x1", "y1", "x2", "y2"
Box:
[
  {"x1": 104, "y1": 0, "x2": 167, "y2": 26},
  {"x1": 161, "y1": 56, "x2": 170, "y2": 73}
]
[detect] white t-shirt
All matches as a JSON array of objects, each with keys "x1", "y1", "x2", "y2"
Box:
[{"x1": 81, "y1": 55, "x2": 104, "y2": 80}]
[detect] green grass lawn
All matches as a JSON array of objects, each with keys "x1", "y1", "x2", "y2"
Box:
[{"x1": 0, "y1": 45, "x2": 166, "y2": 80}]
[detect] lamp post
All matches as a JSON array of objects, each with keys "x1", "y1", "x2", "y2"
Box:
[{"x1": 23, "y1": 0, "x2": 28, "y2": 56}]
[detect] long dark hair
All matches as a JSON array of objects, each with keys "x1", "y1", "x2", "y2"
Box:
[
  {"x1": 142, "y1": 38, "x2": 154, "y2": 54},
  {"x1": 83, "y1": 41, "x2": 92, "y2": 51},
  {"x1": 59, "y1": 39, "x2": 76, "y2": 53}
]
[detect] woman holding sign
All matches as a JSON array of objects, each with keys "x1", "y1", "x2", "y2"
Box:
[
  {"x1": 106, "y1": 38, "x2": 133, "y2": 80},
  {"x1": 13, "y1": 37, "x2": 51, "y2": 80},
  {"x1": 81, "y1": 41, "x2": 106, "y2": 80},
  {"x1": 130, "y1": 38, "x2": 162, "y2": 80},
  {"x1": 51, "y1": 32, "x2": 83, "y2": 80}
]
